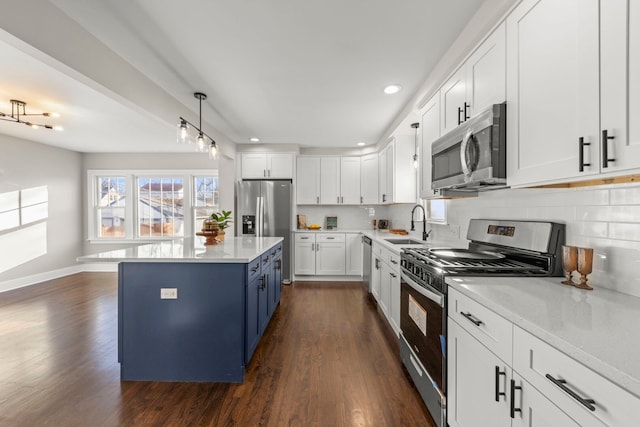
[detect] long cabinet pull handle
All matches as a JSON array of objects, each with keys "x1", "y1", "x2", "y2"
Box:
[
  {"x1": 602, "y1": 130, "x2": 616, "y2": 168},
  {"x1": 316, "y1": 196, "x2": 319, "y2": 204},
  {"x1": 460, "y1": 311, "x2": 483, "y2": 326},
  {"x1": 360, "y1": 196, "x2": 363, "y2": 204},
  {"x1": 545, "y1": 374, "x2": 596, "y2": 411},
  {"x1": 463, "y1": 102, "x2": 470, "y2": 121},
  {"x1": 337, "y1": 196, "x2": 340, "y2": 204},
  {"x1": 510, "y1": 379, "x2": 522, "y2": 418},
  {"x1": 390, "y1": 273, "x2": 397, "y2": 278},
  {"x1": 458, "y1": 106, "x2": 463, "y2": 125},
  {"x1": 495, "y1": 366, "x2": 506, "y2": 402},
  {"x1": 579, "y1": 137, "x2": 591, "y2": 172}
]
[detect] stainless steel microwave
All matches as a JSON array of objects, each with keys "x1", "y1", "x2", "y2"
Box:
[{"x1": 431, "y1": 103, "x2": 506, "y2": 192}]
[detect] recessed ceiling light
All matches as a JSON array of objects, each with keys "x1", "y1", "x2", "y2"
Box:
[
  {"x1": 357, "y1": 142, "x2": 366, "y2": 146},
  {"x1": 383, "y1": 84, "x2": 402, "y2": 95},
  {"x1": 249, "y1": 137, "x2": 260, "y2": 142}
]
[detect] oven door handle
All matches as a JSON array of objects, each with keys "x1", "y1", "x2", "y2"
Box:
[{"x1": 401, "y1": 272, "x2": 444, "y2": 307}]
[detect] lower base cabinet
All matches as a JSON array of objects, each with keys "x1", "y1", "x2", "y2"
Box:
[
  {"x1": 448, "y1": 287, "x2": 640, "y2": 427},
  {"x1": 294, "y1": 232, "x2": 362, "y2": 276}
]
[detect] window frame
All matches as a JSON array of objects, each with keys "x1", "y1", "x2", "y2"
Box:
[{"x1": 87, "y1": 169, "x2": 218, "y2": 243}]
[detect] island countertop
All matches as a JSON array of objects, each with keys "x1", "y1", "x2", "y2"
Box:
[{"x1": 77, "y1": 236, "x2": 283, "y2": 263}]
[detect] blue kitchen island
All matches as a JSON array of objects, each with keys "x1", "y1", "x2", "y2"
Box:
[{"x1": 79, "y1": 237, "x2": 283, "y2": 382}]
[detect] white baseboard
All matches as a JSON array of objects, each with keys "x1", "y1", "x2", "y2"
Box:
[{"x1": 0, "y1": 263, "x2": 118, "y2": 293}]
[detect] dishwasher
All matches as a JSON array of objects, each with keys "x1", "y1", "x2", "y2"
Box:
[{"x1": 362, "y1": 235, "x2": 372, "y2": 293}]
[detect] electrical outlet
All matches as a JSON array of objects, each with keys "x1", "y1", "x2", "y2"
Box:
[
  {"x1": 449, "y1": 225, "x2": 460, "y2": 239},
  {"x1": 160, "y1": 288, "x2": 178, "y2": 299}
]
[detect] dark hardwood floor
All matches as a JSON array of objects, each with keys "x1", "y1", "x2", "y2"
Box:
[{"x1": 0, "y1": 273, "x2": 434, "y2": 426}]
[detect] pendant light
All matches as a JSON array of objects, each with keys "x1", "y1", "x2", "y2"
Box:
[
  {"x1": 411, "y1": 122, "x2": 419, "y2": 168},
  {"x1": 177, "y1": 92, "x2": 218, "y2": 159}
]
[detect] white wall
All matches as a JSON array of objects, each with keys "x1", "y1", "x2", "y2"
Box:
[
  {"x1": 82, "y1": 152, "x2": 236, "y2": 254},
  {"x1": 0, "y1": 135, "x2": 83, "y2": 290},
  {"x1": 295, "y1": 205, "x2": 386, "y2": 231}
]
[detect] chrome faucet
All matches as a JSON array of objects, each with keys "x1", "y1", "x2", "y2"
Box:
[{"x1": 411, "y1": 204, "x2": 431, "y2": 241}]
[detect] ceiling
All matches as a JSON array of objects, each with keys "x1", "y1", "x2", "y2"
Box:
[{"x1": 0, "y1": 0, "x2": 485, "y2": 153}]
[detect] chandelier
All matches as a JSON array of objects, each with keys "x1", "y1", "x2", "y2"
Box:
[
  {"x1": 0, "y1": 99, "x2": 63, "y2": 131},
  {"x1": 177, "y1": 92, "x2": 218, "y2": 159}
]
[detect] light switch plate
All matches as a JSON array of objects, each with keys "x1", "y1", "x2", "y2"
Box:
[{"x1": 160, "y1": 288, "x2": 178, "y2": 299}]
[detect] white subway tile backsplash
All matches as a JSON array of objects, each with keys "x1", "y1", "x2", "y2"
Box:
[
  {"x1": 609, "y1": 223, "x2": 640, "y2": 241},
  {"x1": 578, "y1": 206, "x2": 640, "y2": 223},
  {"x1": 611, "y1": 186, "x2": 640, "y2": 205}
]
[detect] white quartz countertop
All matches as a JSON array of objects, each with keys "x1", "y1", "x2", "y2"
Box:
[
  {"x1": 77, "y1": 237, "x2": 283, "y2": 263},
  {"x1": 446, "y1": 276, "x2": 640, "y2": 398}
]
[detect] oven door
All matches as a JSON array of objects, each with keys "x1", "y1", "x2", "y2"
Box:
[{"x1": 400, "y1": 272, "x2": 447, "y2": 427}]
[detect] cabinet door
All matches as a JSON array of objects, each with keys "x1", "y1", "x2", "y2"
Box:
[
  {"x1": 294, "y1": 241, "x2": 316, "y2": 275},
  {"x1": 601, "y1": 1, "x2": 640, "y2": 173},
  {"x1": 440, "y1": 67, "x2": 467, "y2": 135},
  {"x1": 448, "y1": 320, "x2": 511, "y2": 427},
  {"x1": 506, "y1": 0, "x2": 599, "y2": 186},
  {"x1": 379, "y1": 262, "x2": 391, "y2": 316},
  {"x1": 245, "y1": 274, "x2": 261, "y2": 363},
  {"x1": 241, "y1": 153, "x2": 268, "y2": 179},
  {"x1": 320, "y1": 157, "x2": 340, "y2": 204},
  {"x1": 465, "y1": 22, "x2": 506, "y2": 117},
  {"x1": 266, "y1": 260, "x2": 277, "y2": 317},
  {"x1": 420, "y1": 94, "x2": 441, "y2": 198},
  {"x1": 378, "y1": 145, "x2": 389, "y2": 203},
  {"x1": 267, "y1": 153, "x2": 293, "y2": 179},
  {"x1": 345, "y1": 233, "x2": 362, "y2": 276},
  {"x1": 316, "y1": 242, "x2": 346, "y2": 275},
  {"x1": 360, "y1": 153, "x2": 379, "y2": 204},
  {"x1": 258, "y1": 274, "x2": 269, "y2": 334},
  {"x1": 296, "y1": 157, "x2": 320, "y2": 205},
  {"x1": 511, "y1": 373, "x2": 581, "y2": 427},
  {"x1": 393, "y1": 135, "x2": 417, "y2": 203},
  {"x1": 372, "y1": 257, "x2": 381, "y2": 300},
  {"x1": 389, "y1": 269, "x2": 400, "y2": 335},
  {"x1": 340, "y1": 157, "x2": 361, "y2": 204},
  {"x1": 274, "y1": 255, "x2": 282, "y2": 307}
]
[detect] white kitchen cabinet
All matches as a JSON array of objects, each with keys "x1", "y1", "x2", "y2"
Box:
[
  {"x1": 360, "y1": 153, "x2": 378, "y2": 204},
  {"x1": 440, "y1": 22, "x2": 506, "y2": 136},
  {"x1": 379, "y1": 136, "x2": 417, "y2": 204},
  {"x1": 370, "y1": 243, "x2": 401, "y2": 336},
  {"x1": 340, "y1": 157, "x2": 361, "y2": 204},
  {"x1": 371, "y1": 255, "x2": 381, "y2": 300},
  {"x1": 294, "y1": 233, "x2": 316, "y2": 275},
  {"x1": 388, "y1": 261, "x2": 400, "y2": 334},
  {"x1": 294, "y1": 233, "x2": 347, "y2": 276},
  {"x1": 506, "y1": 0, "x2": 600, "y2": 186},
  {"x1": 296, "y1": 156, "x2": 320, "y2": 204},
  {"x1": 379, "y1": 262, "x2": 391, "y2": 316},
  {"x1": 419, "y1": 93, "x2": 441, "y2": 198},
  {"x1": 448, "y1": 320, "x2": 511, "y2": 427},
  {"x1": 448, "y1": 286, "x2": 640, "y2": 427},
  {"x1": 345, "y1": 233, "x2": 362, "y2": 276},
  {"x1": 241, "y1": 153, "x2": 293, "y2": 179},
  {"x1": 320, "y1": 157, "x2": 340, "y2": 204},
  {"x1": 316, "y1": 234, "x2": 346, "y2": 275},
  {"x1": 600, "y1": 1, "x2": 640, "y2": 174}
]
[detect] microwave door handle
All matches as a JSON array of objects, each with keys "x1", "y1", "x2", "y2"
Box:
[{"x1": 460, "y1": 130, "x2": 474, "y2": 179}]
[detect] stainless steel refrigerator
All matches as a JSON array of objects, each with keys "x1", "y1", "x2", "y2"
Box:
[{"x1": 237, "y1": 180, "x2": 292, "y2": 283}]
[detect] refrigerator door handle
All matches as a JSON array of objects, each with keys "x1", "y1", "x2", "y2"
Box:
[{"x1": 256, "y1": 197, "x2": 263, "y2": 237}]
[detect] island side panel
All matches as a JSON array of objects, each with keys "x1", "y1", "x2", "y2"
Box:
[{"x1": 119, "y1": 262, "x2": 246, "y2": 382}]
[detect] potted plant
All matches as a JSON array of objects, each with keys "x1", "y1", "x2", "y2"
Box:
[{"x1": 210, "y1": 210, "x2": 233, "y2": 241}]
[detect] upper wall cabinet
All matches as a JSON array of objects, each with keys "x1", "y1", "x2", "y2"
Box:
[
  {"x1": 441, "y1": 22, "x2": 506, "y2": 135},
  {"x1": 379, "y1": 136, "x2": 417, "y2": 204},
  {"x1": 360, "y1": 153, "x2": 378, "y2": 204},
  {"x1": 296, "y1": 156, "x2": 321, "y2": 204},
  {"x1": 506, "y1": 0, "x2": 640, "y2": 187},
  {"x1": 507, "y1": 0, "x2": 599, "y2": 186},
  {"x1": 241, "y1": 153, "x2": 294, "y2": 179},
  {"x1": 600, "y1": 0, "x2": 640, "y2": 174},
  {"x1": 296, "y1": 156, "x2": 362, "y2": 205},
  {"x1": 419, "y1": 93, "x2": 441, "y2": 199}
]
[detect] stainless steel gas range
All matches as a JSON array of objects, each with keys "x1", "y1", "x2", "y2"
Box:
[{"x1": 398, "y1": 219, "x2": 565, "y2": 427}]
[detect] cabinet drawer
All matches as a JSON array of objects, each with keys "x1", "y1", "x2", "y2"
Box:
[
  {"x1": 295, "y1": 233, "x2": 316, "y2": 243},
  {"x1": 387, "y1": 251, "x2": 400, "y2": 271},
  {"x1": 513, "y1": 326, "x2": 640, "y2": 427},
  {"x1": 316, "y1": 233, "x2": 345, "y2": 243},
  {"x1": 247, "y1": 257, "x2": 262, "y2": 282},
  {"x1": 448, "y1": 288, "x2": 512, "y2": 364}
]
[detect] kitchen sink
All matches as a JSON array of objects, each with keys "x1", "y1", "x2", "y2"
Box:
[{"x1": 384, "y1": 238, "x2": 424, "y2": 245}]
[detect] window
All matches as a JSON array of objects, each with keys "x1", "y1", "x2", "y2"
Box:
[
  {"x1": 96, "y1": 177, "x2": 126, "y2": 237},
  {"x1": 88, "y1": 170, "x2": 218, "y2": 242},
  {"x1": 193, "y1": 176, "x2": 219, "y2": 232},
  {"x1": 427, "y1": 199, "x2": 447, "y2": 223}
]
